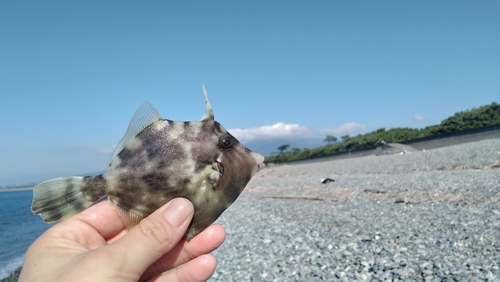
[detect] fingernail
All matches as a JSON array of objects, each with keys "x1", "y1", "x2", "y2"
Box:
[
  {"x1": 204, "y1": 226, "x2": 215, "y2": 239},
  {"x1": 162, "y1": 198, "x2": 192, "y2": 227}
]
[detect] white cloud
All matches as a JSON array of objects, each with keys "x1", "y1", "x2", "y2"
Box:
[
  {"x1": 413, "y1": 114, "x2": 424, "y2": 121},
  {"x1": 228, "y1": 122, "x2": 312, "y2": 142},
  {"x1": 320, "y1": 122, "x2": 366, "y2": 136},
  {"x1": 229, "y1": 122, "x2": 368, "y2": 142}
]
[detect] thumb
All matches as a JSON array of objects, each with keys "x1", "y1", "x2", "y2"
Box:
[{"x1": 106, "y1": 198, "x2": 194, "y2": 277}]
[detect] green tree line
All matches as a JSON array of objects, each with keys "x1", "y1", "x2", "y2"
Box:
[{"x1": 265, "y1": 102, "x2": 500, "y2": 163}]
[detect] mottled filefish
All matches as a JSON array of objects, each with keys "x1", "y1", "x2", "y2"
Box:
[{"x1": 31, "y1": 85, "x2": 265, "y2": 240}]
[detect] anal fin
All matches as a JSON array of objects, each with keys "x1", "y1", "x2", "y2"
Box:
[{"x1": 108, "y1": 197, "x2": 144, "y2": 229}]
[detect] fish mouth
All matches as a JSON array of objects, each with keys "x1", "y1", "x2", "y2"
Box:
[
  {"x1": 254, "y1": 162, "x2": 265, "y2": 176},
  {"x1": 251, "y1": 152, "x2": 266, "y2": 176},
  {"x1": 257, "y1": 162, "x2": 265, "y2": 172}
]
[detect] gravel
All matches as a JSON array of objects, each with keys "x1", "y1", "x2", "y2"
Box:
[
  {"x1": 4, "y1": 138, "x2": 498, "y2": 282},
  {"x1": 209, "y1": 138, "x2": 500, "y2": 282}
]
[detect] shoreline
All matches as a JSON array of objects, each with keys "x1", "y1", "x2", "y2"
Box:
[
  {"x1": 0, "y1": 187, "x2": 33, "y2": 193},
  {"x1": 1, "y1": 268, "x2": 21, "y2": 282}
]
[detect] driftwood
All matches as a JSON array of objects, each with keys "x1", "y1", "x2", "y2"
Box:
[
  {"x1": 394, "y1": 198, "x2": 408, "y2": 204},
  {"x1": 256, "y1": 195, "x2": 324, "y2": 201}
]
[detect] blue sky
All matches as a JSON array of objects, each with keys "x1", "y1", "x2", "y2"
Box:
[{"x1": 1, "y1": 1, "x2": 499, "y2": 186}]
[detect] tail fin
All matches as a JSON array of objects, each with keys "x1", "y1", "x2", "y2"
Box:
[{"x1": 31, "y1": 177, "x2": 94, "y2": 223}]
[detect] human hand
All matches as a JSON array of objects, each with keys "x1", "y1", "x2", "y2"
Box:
[{"x1": 19, "y1": 198, "x2": 226, "y2": 282}]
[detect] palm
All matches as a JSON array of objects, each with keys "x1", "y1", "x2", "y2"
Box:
[{"x1": 20, "y1": 200, "x2": 226, "y2": 282}]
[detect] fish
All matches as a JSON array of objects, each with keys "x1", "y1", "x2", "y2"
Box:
[{"x1": 31, "y1": 85, "x2": 265, "y2": 240}]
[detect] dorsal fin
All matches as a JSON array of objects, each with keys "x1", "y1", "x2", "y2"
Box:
[
  {"x1": 200, "y1": 84, "x2": 214, "y2": 121},
  {"x1": 109, "y1": 101, "x2": 162, "y2": 164}
]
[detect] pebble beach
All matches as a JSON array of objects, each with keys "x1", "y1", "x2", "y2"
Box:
[
  {"x1": 209, "y1": 138, "x2": 500, "y2": 281},
  {"x1": 4, "y1": 138, "x2": 499, "y2": 282}
]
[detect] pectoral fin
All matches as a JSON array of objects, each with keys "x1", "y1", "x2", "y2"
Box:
[{"x1": 108, "y1": 197, "x2": 144, "y2": 229}]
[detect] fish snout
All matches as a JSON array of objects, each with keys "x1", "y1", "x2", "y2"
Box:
[{"x1": 251, "y1": 152, "x2": 266, "y2": 175}]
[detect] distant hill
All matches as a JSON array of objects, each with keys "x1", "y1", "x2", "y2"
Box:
[
  {"x1": 266, "y1": 102, "x2": 500, "y2": 163},
  {"x1": 244, "y1": 137, "x2": 324, "y2": 157}
]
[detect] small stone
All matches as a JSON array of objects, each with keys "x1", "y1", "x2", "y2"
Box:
[
  {"x1": 361, "y1": 261, "x2": 371, "y2": 267},
  {"x1": 422, "y1": 269, "x2": 433, "y2": 275},
  {"x1": 482, "y1": 271, "x2": 493, "y2": 280}
]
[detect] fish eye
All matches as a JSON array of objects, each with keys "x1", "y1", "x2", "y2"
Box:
[{"x1": 219, "y1": 137, "x2": 233, "y2": 149}]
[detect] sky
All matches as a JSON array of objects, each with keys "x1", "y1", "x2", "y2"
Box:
[{"x1": 1, "y1": 1, "x2": 499, "y2": 186}]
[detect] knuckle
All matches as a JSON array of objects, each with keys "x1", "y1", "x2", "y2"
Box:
[{"x1": 137, "y1": 217, "x2": 171, "y2": 247}]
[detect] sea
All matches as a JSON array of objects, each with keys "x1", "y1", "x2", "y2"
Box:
[{"x1": 0, "y1": 190, "x2": 50, "y2": 280}]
